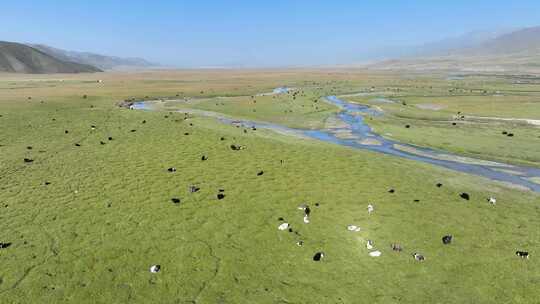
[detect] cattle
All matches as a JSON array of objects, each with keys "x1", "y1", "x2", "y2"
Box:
[
  {"x1": 257, "y1": 171, "x2": 264, "y2": 176},
  {"x1": 367, "y1": 204, "x2": 374, "y2": 214},
  {"x1": 296, "y1": 241, "x2": 304, "y2": 246},
  {"x1": 167, "y1": 167, "x2": 176, "y2": 172},
  {"x1": 0, "y1": 242, "x2": 12, "y2": 249},
  {"x1": 516, "y1": 251, "x2": 529, "y2": 259},
  {"x1": 44, "y1": 181, "x2": 51, "y2": 185},
  {"x1": 201, "y1": 155, "x2": 208, "y2": 161},
  {"x1": 303, "y1": 215, "x2": 310, "y2": 224},
  {"x1": 460, "y1": 193, "x2": 470, "y2": 200},
  {"x1": 171, "y1": 198, "x2": 181, "y2": 204},
  {"x1": 304, "y1": 206, "x2": 311, "y2": 216},
  {"x1": 347, "y1": 225, "x2": 361, "y2": 232},
  {"x1": 487, "y1": 197, "x2": 497, "y2": 205},
  {"x1": 391, "y1": 243, "x2": 402, "y2": 252},
  {"x1": 405, "y1": 125, "x2": 410, "y2": 128},
  {"x1": 366, "y1": 240, "x2": 374, "y2": 250},
  {"x1": 27, "y1": 146, "x2": 32, "y2": 150},
  {"x1": 369, "y1": 251, "x2": 382, "y2": 257},
  {"x1": 75, "y1": 143, "x2": 81, "y2": 147},
  {"x1": 413, "y1": 253, "x2": 425, "y2": 261},
  {"x1": 65, "y1": 130, "x2": 69, "y2": 134},
  {"x1": 313, "y1": 252, "x2": 325, "y2": 261},
  {"x1": 502, "y1": 131, "x2": 508, "y2": 135},
  {"x1": 142, "y1": 120, "x2": 146, "y2": 124},
  {"x1": 108, "y1": 137, "x2": 113, "y2": 141},
  {"x1": 220, "y1": 137, "x2": 225, "y2": 141},
  {"x1": 189, "y1": 186, "x2": 200, "y2": 193},
  {"x1": 413, "y1": 199, "x2": 420, "y2": 202},
  {"x1": 23, "y1": 158, "x2": 34, "y2": 163},
  {"x1": 100, "y1": 141, "x2": 106, "y2": 145},
  {"x1": 442, "y1": 235, "x2": 453, "y2": 245},
  {"x1": 130, "y1": 129, "x2": 137, "y2": 132},
  {"x1": 436, "y1": 183, "x2": 443, "y2": 187},
  {"x1": 388, "y1": 189, "x2": 395, "y2": 193},
  {"x1": 278, "y1": 223, "x2": 289, "y2": 231},
  {"x1": 217, "y1": 193, "x2": 225, "y2": 200},
  {"x1": 507, "y1": 133, "x2": 514, "y2": 137},
  {"x1": 150, "y1": 265, "x2": 161, "y2": 273},
  {"x1": 278, "y1": 217, "x2": 284, "y2": 221}
]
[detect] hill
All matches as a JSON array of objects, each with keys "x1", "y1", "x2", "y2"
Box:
[
  {"x1": 469, "y1": 26, "x2": 540, "y2": 55},
  {"x1": 30, "y1": 44, "x2": 156, "y2": 70},
  {"x1": 0, "y1": 41, "x2": 102, "y2": 74},
  {"x1": 368, "y1": 26, "x2": 540, "y2": 72}
]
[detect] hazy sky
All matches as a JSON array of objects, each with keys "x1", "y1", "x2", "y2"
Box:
[{"x1": 2, "y1": 1, "x2": 540, "y2": 67}]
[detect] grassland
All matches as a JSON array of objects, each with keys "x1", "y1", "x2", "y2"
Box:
[
  {"x1": 343, "y1": 74, "x2": 540, "y2": 167},
  {"x1": 158, "y1": 90, "x2": 338, "y2": 129},
  {"x1": 1, "y1": 70, "x2": 539, "y2": 303}
]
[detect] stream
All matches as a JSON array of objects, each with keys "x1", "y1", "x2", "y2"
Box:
[{"x1": 131, "y1": 93, "x2": 540, "y2": 192}]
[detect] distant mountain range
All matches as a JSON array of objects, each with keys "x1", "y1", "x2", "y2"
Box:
[
  {"x1": 0, "y1": 41, "x2": 157, "y2": 74},
  {"x1": 368, "y1": 26, "x2": 540, "y2": 72},
  {"x1": 0, "y1": 41, "x2": 102, "y2": 74},
  {"x1": 29, "y1": 44, "x2": 156, "y2": 70}
]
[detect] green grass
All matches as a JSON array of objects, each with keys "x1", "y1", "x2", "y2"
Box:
[
  {"x1": 1, "y1": 71, "x2": 540, "y2": 303},
  {"x1": 160, "y1": 90, "x2": 338, "y2": 129},
  {"x1": 343, "y1": 75, "x2": 540, "y2": 167}
]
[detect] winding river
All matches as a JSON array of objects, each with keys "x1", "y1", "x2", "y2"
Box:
[{"x1": 132, "y1": 92, "x2": 540, "y2": 192}]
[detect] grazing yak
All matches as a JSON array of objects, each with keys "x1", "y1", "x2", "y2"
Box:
[
  {"x1": 278, "y1": 223, "x2": 289, "y2": 231},
  {"x1": 150, "y1": 265, "x2": 161, "y2": 273},
  {"x1": 442, "y1": 235, "x2": 453, "y2": 245},
  {"x1": 313, "y1": 252, "x2": 325, "y2": 261},
  {"x1": 369, "y1": 251, "x2": 382, "y2": 257},
  {"x1": 516, "y1": 251, "x2": 529, "y2": 259},
  {"x1": 0, "y1": 242, "x2": 12, "y2": 249},
  {"x1": 413, "y1": 253, "x2": 425, "y2": 261},
  {"x1": 366, "y1": 240, "x2": 374, "y2": 250}
]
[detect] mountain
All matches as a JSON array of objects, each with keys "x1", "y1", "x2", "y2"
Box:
[
  {"x1": 0, "y1": 41, "x2": 102, "y2": 74},
  {"x1": 367, "y1": 26, "x2": 540, "y2": 72},
  {"x1": 465, "y1": 26, "x2": 540, "y2": 55},
  {"x1": 414, "y1": 29, "x2": 517, "y2": 56},
  {"x1": 30, "y1": 44, "x2": 156, "y2": 70}
]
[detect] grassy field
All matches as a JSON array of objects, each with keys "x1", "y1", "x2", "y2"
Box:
[
  {"x1": 158, "y1": 89, "x2": 338, "y2": 129},
  {"x1": 1, "y1": 70, "x2": 540, "y2": 303},
  {"x1": 343, "y1": 74, "x2": 540, "y2": 167}
]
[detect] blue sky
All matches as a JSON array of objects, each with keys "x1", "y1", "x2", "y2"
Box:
[{"x1": 2, "y1": 1, "x2": 540, "y2": 67}]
